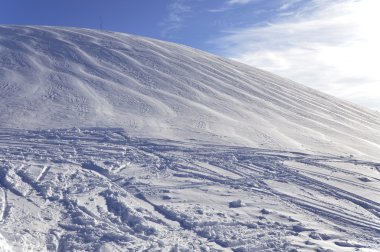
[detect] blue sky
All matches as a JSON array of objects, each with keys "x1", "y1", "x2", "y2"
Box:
[
  {"x1": 0, "y1": 0, "x2": 293, "y2": 50},
  {"x1": 1, "y1": 0, "x2": 379, "y2": 111}
]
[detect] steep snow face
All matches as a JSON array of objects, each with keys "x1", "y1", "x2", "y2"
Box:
[{"x1": 0, "y1": 25, "x2": 379, "y2": 160}]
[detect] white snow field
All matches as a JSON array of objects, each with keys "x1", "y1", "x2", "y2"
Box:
[{"x1": 0, "y1": 25, "x2": 379, "y2": 251}]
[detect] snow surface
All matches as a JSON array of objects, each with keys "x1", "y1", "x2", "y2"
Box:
[
  {"x1": 0, "y1": 25, "x2": 379, "y2": 160},
  {"x1": 0, "y1": 25, "x2": 379, "y2": 251},
  {"x1": 0, "y1": 128, "x2": 379, "y2": 251}
]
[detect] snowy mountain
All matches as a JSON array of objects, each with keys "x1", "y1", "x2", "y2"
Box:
[
  {"x1": 1, "y1": 25, "x2": 379, "y2": 160},
  {"x1": 0, "y1": 25, "x2": 379, "y2": 251}
]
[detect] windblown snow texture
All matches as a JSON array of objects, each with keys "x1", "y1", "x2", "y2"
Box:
[
  {"x1": 0, "y1": 26, "x2": 379, "y2": 251},
  {"x1": 0, "y1": 25, "x2": 379, "y2": 160}
]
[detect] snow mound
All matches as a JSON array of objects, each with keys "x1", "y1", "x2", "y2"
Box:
[{"x1": 0, "y1": 25, "x2": 379, "y2": 160}]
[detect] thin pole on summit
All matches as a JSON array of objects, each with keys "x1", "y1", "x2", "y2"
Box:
[{"x1": 99, "y1": 16, "x2": 103, "y2": 30}]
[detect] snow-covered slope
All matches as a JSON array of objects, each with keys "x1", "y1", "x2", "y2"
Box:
[
  {"x1": 1, "y1": 128, "x2": 380, "y2": 251},
  {"x1": 0, "y1": 25, "x2": 379, "y2": 160},
  {"x1": 1, "y1": 26, "x2": 380, "y2": 251}
]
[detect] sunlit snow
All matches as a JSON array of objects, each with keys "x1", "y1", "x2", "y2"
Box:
[{"x1": 0, "y1": 26, "x2": 379, "y2": 251}]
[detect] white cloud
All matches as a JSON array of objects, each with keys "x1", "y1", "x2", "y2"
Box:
[
  {"x1": 161, "y1": 0, "x2": 191, "y2": 37},
  {"x1": 279, "y1": 0, "x2": 303, "y2": 11},
  {"x1": 227, "y1": 0, "x2": 254, "y2": 5},
  {"x1": 215, "y1": 0, "x2": 380, "y2": 111},
  {"x1": 208, "y1": 0, "x2": 256, "y2": 12}
]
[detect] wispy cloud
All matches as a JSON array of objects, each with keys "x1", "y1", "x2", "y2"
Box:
[
  {"x1": 213, "y1": 0, "x2": 380, "y2": 111},
  {"x1": 161, "y1": 0, "x2": 191, "y2": 37},
  {"x1": 209, "y1": 0, "x2": 257, "y2": 13},
  {"x1": 227, "y1": 0, "x2": 254, "y2": 5},
  {"x1": 278, "y1": 0, "x2": 303, "y2": 11}
]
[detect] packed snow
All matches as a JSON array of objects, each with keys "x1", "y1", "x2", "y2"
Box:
[
  {"x1": 0, "y1": 25, "x2": 379, "y2": 251},
  {"x1": 0, "y1": 128, "x2": 379, "y2": 251}
]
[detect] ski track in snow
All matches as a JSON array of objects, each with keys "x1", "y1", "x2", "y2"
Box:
[
  {"x1": 0, "y1": 128, "x2": 379, "y2": 251},
  {"x1": 1, "y1": 25, "x2": 380, "y2": 251}
]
